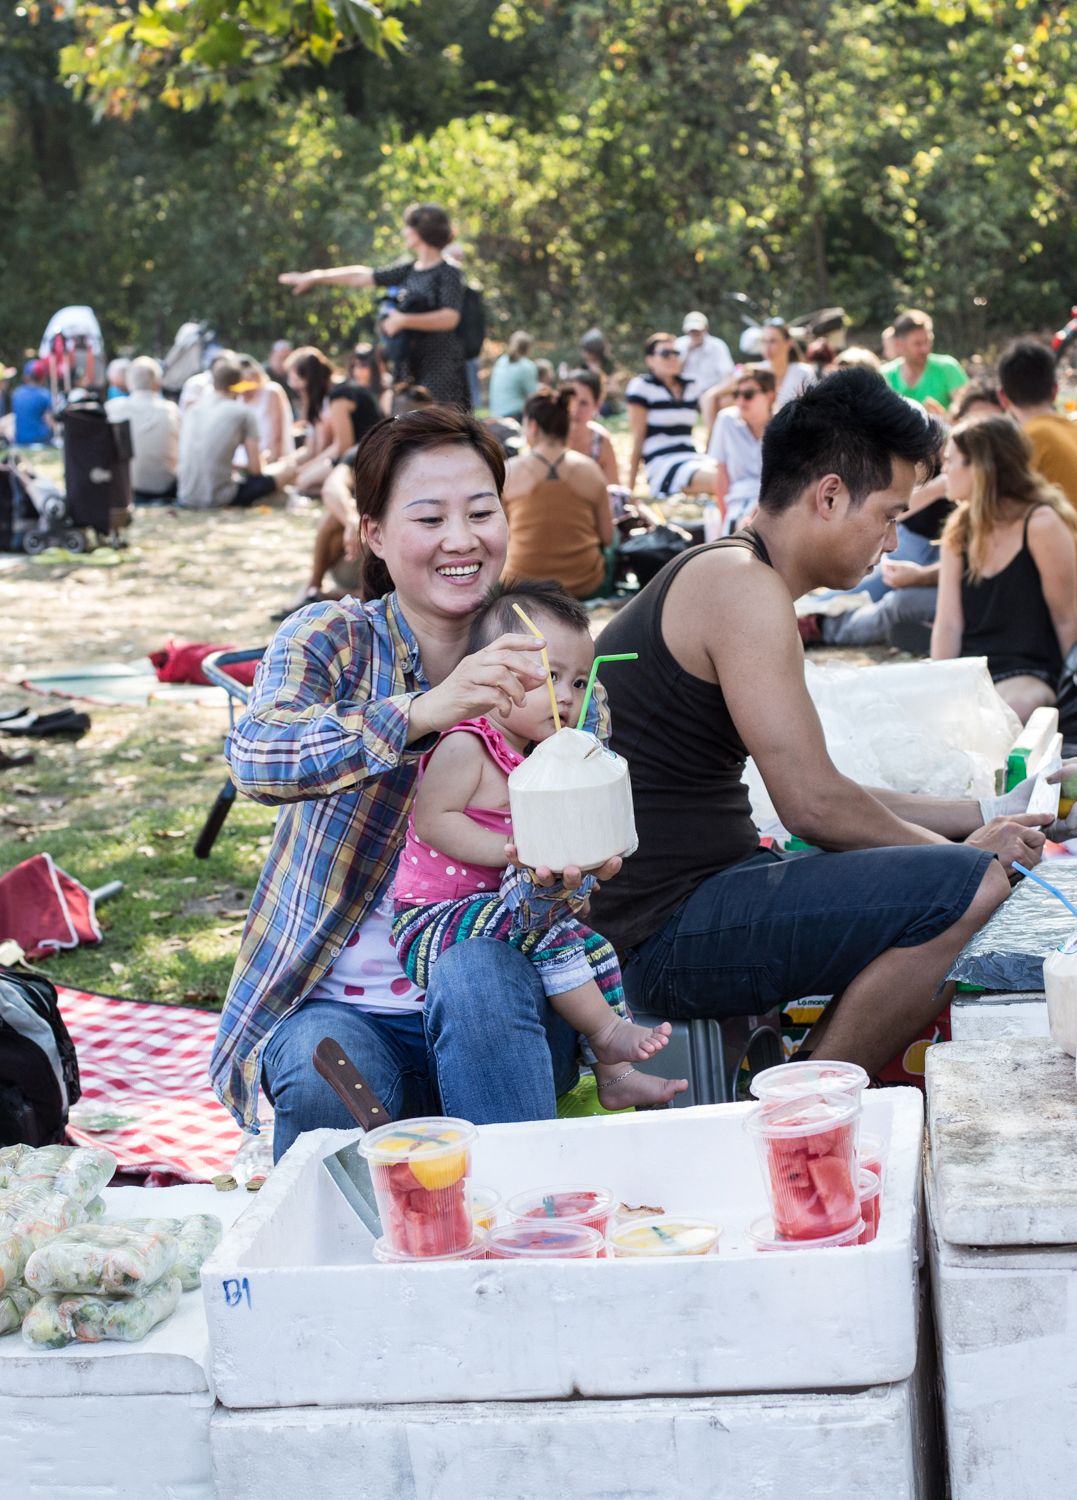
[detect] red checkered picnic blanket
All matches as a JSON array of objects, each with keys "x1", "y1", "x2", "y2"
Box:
[{"x1": 57, "y1": 985, "x2": 251, "y2": 1185}]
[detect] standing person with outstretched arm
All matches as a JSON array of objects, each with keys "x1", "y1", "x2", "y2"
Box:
[
  {"x1": 591, "y1": 368, "x2": 1053, "y2": 1078},
  {"x1": 211, "y1": 407, "x2": 621, "y2": 1161},
  {"x1": 280, "y1": 202, "x2": 470, "y2": 408}
]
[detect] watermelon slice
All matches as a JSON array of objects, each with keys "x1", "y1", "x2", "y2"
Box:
[{"x1": 807, "y1": 1154, "x2": 858, "y2": 1232}]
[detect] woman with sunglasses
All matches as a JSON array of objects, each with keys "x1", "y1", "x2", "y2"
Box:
[
  {"x1": 707, "y1": 364, "x2": 777, "y2": 533},
  {"x1": 625, "y1": 332, "x2": 720, "y2": 499}
]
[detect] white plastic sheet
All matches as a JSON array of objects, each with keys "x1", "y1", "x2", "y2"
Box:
[{"x1": 746, "y1": 656, "x2": 1021, "y2": 835}]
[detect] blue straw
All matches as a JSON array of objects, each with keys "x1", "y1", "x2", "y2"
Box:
[{"x1": 1013, "y1": 861, "x2": 1077, "y2": 921}]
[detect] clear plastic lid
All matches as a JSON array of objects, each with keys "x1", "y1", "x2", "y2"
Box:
[
  {"x1": 747, "y1": 1215, "x2": 865, "y2": 1251},
  {"x1": 505, "y1": 1186, "x2": 614, "y2": 1224},
  {"x1": 357, "y1": 1116, "x2": 477, "y2": 1171},
  {"x1": 744, "y1": 1094, "x2": 861, "y2": 1138},
  {"x1": 609, "y1": 1216, "x2": 720, "y2": 1258},
  {"x1": 749, "y1": 1060, "x2": 869, "y2": 1101},
  {"x1": 484, "y1": 1223, "x2": 605, "y2": 1259},
  {"x1": 857, "y1": 1167, "x2": 881, "y2": 1202},
  {"x1": 372, "y1": 1233, "x2": 487, "y2": 1264}
]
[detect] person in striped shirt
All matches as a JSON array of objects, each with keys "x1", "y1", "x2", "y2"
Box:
[{"x1": 625, "y1": 332, "x2": 720, "y2": 499}]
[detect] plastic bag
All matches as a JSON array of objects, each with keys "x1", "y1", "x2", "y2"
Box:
[
  {"x1": 0, "y1": 1282, "x2": 36, "y2": 1337},
  {"x1": 84, "y1": 1195, "x2": 106, "y2": 1221},
  {"x1": 123, "y1": 1214, "x2": 222, "y2": 1292},
  {"x1": 0, "y1": 1187, "x2": 85, "y2": 1246},
  {"x1": 0, "y1": 1144, "x2": 30, "y2": 1188},
  {"x1": 22, "y1": 1276, "x2": 181, "y2": 1348},
  {"x1": 6, "y1": 1145, "x2": 116, "y2": 1205},
  {"x1": 0, "y1": 1232, "x2": 30, "y2": 1292},
  {"x1": 24, "y1": 1223, "x2": 178, "y2": 1297}
]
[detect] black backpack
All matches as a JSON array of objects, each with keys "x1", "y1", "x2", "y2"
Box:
[
  {"x1": 0, "y1": 968, "x2": 81, "y2": 1147},
  {"x1": 458, "y1": 284, "x2": 486, "y2": 360}
]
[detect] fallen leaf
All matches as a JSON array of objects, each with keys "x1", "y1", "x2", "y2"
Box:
[
  {"x1": 109, "y1": 962, "x2": 125, "y2": 975},
  {"x1": 179, "y1": 752, "x2": 198, "y2": 764},
  {"x1": 153, "y1": 829, "x2": 185, "y2": 839},
  {"x1": 137, "y1": 845, "x2": 156, "y2": 858}
]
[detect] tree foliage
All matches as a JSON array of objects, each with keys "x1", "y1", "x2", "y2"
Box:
[{"x1": 1, "y1": 0, "x2": 1074, "y2": 363}]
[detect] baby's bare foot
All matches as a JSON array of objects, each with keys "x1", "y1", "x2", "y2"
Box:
[
  {"x1": 594, "y1": 1065, "x2": 689, "y2": 1111},
  {"x1": 588, "y1": 1015, "x2": 671, "y2": 1065}
]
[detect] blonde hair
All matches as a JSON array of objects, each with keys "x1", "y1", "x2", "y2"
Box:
[{"x1": 941, "y1": 415, "x2": 1077, "y2": 582}]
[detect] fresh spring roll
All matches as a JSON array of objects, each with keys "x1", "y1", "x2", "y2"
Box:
[
  {"x1": 0, "y1": 1282, "x2": 36, "y2": 1337},
  {"x1": 123, "y1": 1215, "x2": 223, "y2": 1291},
  {"x1": 23, "y1": 1276, "x2": 182, "y2": 1347},
  {"x1": 24, "y1": 1224, "x2": 178, "y2": 1298}
]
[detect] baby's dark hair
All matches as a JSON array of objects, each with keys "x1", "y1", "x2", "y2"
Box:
[{"x1": 467, "y1": 578, "x2": 591, "y2": 655}]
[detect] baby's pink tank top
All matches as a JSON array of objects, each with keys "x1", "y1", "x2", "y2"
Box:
[{"x1": 393, "y1": 717, "x2": 522, "y2": 904}]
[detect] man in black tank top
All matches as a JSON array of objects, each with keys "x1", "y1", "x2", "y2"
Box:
[{"x1": 590, "y1": 368, "x2": 1051, "y2": 1076}]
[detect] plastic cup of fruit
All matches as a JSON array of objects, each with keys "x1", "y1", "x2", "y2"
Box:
[
  {"x1": 469, "y1": 1186, "x2": 501, "y2": 1233},
  {"x1": 484, "y1": 1223, "x2": 605, "y2": 1260},
  {"x1": 505, "y1": 1186, "x2": 615, "y2": 1238},
  {"x1": 858, "y1": 1132, "x2": 887, "y2": 1185},
  {"x1": 749, "y1": 1059, "x2": 869, "y2": 1103},
  {"x1": 372, "y1": 1234, "x2": 488, "y2": 1264},
  {"x1": 747, "y1": 1214, "x2": 864, "y2": 1252},
  {"x1": 609, "y1": 1216, "x2": 720, "y2": 1258},
  {"x1": 857, "y1": 1168, "x2": 882, "y2": 1245},
  {"x1": 745, "y1": 1094, "x2": 862, "y2": 1241},
  {"x1": 358, "y1": 1116, "x2": 477, "y2": 1258}
]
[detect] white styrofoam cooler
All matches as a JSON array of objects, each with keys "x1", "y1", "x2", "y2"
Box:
[
  {"x1": 211, "y1": 1376, "x2": 939, "y2": 1500},
  {"x1": 950, "y1": 992, "x2": 1048, "y2": 1043},
  {"x1": 1, "y1": 1182, "x2": 248, "y2": 1500},
  {"x1": 927, "y1": 1039, "x2": 1077, "y2": 1500},
  {"x1": 203, "y1": 1091, "x2": 924, "y2": 1410}
]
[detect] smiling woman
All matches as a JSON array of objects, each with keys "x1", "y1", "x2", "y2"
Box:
[{"x1": 210, "y1": 406, "x2": 620, "y2": 1161}]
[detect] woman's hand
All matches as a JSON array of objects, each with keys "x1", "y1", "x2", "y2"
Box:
[
  {"x1": 505, "y1": 845, "x2": 624, "y2": 902},
  {"x1": 882, "y1": 558, "x2": 930, "y2": 590},
  {"x1": 380, "y1": 310, "x2": 406, "y2": 337},
  {"x1": 408, "y1": 634, "x2": 548, "y2": 741}
]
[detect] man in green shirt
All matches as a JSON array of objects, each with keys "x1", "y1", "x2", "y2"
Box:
[{"x1": 880, "y1": 309, "x2": 967, "y2": 413}]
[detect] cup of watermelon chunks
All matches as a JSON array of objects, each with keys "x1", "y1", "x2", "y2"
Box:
[
  {"x1": 745, "y1": 1095, "x2": 862, "y2": 1241},
  {"x1": 506, "y1": 1186, "x2": 614, "y2": 1238},
  {"x1": 358, "y1": 1117, "x2": 477, "y2": 1258}
]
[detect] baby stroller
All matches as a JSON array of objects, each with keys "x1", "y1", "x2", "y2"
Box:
[
  {"x1": 160, "y1": 320, "x2": 217, "y2": 400},
  {"x1": 0, "y1": 445, "x2": 72, "y2": 555},
  {"x1": 38, "y1": 306, "x2": 107, "y2": 407}
]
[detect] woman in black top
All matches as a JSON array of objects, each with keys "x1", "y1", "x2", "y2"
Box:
[
  {"x1": 279, "y1": 203, "x2": 470, "y2": 408},
  {"x1": 932, "y1": 415, "x2": 1077, "y2": 723}
]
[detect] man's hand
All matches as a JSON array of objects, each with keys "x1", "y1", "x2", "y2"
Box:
[
  {"x1": 966, "y1": 813, "x2": 1050, "y2": 873},
  {"x1": 278, "y1": 270, "x2": 318, "y2": 296},
  {"x1": 380, "y1": 310, "x2": 406, "y2": 337}
]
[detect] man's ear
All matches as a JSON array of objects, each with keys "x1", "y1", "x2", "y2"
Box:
[{"x1": 814, "y1": 473, "x2": 845, "y2": 517}]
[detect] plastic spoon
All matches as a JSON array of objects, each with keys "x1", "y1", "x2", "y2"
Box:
[{"x1": 1013, "y1": 861, "x2": 1077, "y2": 921}]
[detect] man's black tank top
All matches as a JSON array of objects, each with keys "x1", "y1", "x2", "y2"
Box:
[
  {"x1": 960, "y1": 506, "x2": 1063, "y2": 682},
  {"x1": 589, "y1": 532, "x2": 768, "y2": 953}
]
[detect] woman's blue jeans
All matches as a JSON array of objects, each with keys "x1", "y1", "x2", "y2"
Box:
[{"x1": 261, "y1": 939, "x2": 579, "y2": 1161}]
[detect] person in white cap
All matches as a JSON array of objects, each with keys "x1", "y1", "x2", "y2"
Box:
[{"x1": 676, "y1": 311, "x2": 734, "y2": 404}]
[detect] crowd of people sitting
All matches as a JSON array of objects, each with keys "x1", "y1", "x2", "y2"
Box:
[{"x1": 6, "y1": 199, "x2": 1077, "y2": 727}]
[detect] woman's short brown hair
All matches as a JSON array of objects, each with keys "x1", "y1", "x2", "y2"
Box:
[
  {"x1": 403, "y1": 202, "x2": 453, "y2": 251},
  {"x1": 355, "y1": 406, "x2": 506, "y2": 600}
]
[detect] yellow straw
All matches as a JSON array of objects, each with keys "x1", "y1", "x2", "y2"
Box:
[{"x1": 511, "y1": 602, "x2": 562, "y2": 731}]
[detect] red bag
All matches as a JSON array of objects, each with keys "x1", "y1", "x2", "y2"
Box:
[{"x1": 148, "y1": 642, "x2": 257, "y2": 688}]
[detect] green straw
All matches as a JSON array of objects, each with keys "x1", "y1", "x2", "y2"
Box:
[{"x1": 575, "y1": 654, "x2": 639, "y2": 730}]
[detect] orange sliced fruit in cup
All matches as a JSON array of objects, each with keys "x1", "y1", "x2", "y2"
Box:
[{"x1": 410, "y1": 1150, "x2": 468, "y2": 1190}]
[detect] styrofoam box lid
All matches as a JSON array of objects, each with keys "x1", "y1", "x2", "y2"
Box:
[
  {"x1": 203, "y1": 1091, "x2": 924, "y2": 1409},
  {"x1": 928, "y1": 1038, "x2": 1077, "y2": 1247},
  {"x1": 0, "y1": 1182, "x2": 250, "y2": 1398}
]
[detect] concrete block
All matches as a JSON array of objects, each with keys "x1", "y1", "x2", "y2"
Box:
[{"x1": 927, "y1": 1039, "x2": 1077, "y2": 1245}]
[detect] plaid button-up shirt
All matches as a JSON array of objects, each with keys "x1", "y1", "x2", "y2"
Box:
[{"x1": 210, "y1": 592, "x2": 608, "y2": 1129}]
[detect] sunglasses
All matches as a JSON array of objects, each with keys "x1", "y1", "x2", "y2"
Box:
[
  {"x1": 652, "y1": 347, "x2": 679, "y2": 358},
  {"x1": 734, "y1": 387, "x2": 762, "y2": 400}
]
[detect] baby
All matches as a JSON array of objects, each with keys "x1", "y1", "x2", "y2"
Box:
[{"x1": 392, "y1": 580, "x2": 687, "y2": 1110}]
